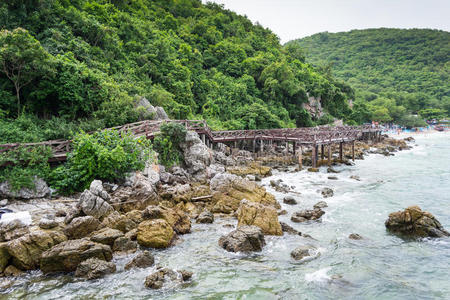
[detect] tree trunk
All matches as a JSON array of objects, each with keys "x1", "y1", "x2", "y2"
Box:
[{"x1": 15, "y1": 84, "x2": 20, "y2": 117}]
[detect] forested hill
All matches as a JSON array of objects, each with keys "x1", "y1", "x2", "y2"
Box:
[
  {"x1": 0, "y1": 0, "x2": 354, "y2": 143},
  {"x1": 288, "y1": 28, "x2": 450, "y2": 122}
]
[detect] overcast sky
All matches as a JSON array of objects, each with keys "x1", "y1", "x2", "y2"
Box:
[{"x1": 204, "y1": 0, "x2": 450, "y2": 43}]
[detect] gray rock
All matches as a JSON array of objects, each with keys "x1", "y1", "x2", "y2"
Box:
[
  {"x1": 291, "y1": 208, "x2": 325, "y2": 223},
  {"x1": 0, "y1": 177, "x2": 50, "y2": 200},
  {"x1": 196, "y1": 210, "x2": 214, "y2": 224},
  {"x1": 328, "y1": 176, "x2": 338, "y2": 180},
  {"x1": 280, "y1": 222, "x2": 301, "y2": 236},
  {"x1": 75, "y1": 257, "x2": 116, "y2": 280},
  {"x1": 90, "y1": 228, "x2": 124, "y2": 246},
  {"x1": 39, "y1": 218, "x2": 58, "y2": 229},
  {"x1": 313, "y1": 201, "x2": 328, "y2": 209},
  {"x1": 0, "y1": 199, "x2": 8, "y2": 206},
  {"x1": 89, "y1": 180, "x2": 110, "y2": 202},
  {"x1": 112, "y1": 236, "x2": 138, "y2": 253},
  {"x1": 283, "y1": 196, "x2": 297, "y2": 205},
  {"x1": 79, "y1": 190, "x2": 113, "y2": 219},
  {"x1": 218, "y1": 225, "x2": 265, "y2": 252},
  {"x1": 348, "y1": 233, "x2": 363, "y2": 240},
  {"x1": 144, "y1": 267, "x2": 188, "y2": 289},
  {"x1": 135, "y1": 97, "x2": 157, "y2": 119},
  {"x1": 155, "y1": 107, "x2": 169, "y2": 120},
  {"x1": 64, "y1": 216, "x2": 100, "y2": 239},
  {"x1": 290, "y1": 245, "x2": 318, "y2": 261},
  {"x1": 321, "y1": 187, "x2": 334, "y2": 198},
  {"x1": 124, "y1": 251, "x2": 155, "y2": 270},
  {"x1": 181, "y1": 131, "x2": 212, "y2": 177},
  {"x1": 350, "y1": 175, "x2": 361, "y2": 181}
]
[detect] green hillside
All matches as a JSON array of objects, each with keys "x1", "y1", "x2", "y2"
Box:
[
  {"x1": 0, "y1": 0, "x2": 354, "y2": 143},
  {"x1": 288, "y1": 28, "x2": 450, "y2": 123}
]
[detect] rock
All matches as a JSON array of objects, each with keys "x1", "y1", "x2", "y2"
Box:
[
  {"x1": 196, "y1": 210, "x2": 214, "y2": 224},
  {"x1": 291, "y1": 209, "x2": 325, "y2": 223},
  {"x1": 112, "y1": 237, "x2": 138, "y2": 253},
  {"x1": 179, "y1": 269, "x2": 193, "y2": 281},
  {"x1": 227, "y1": 162, "x2": 272, "y2": 177},
  {"x1": 3, "y1": 265, "x2": 23, "y2": 277},
  {"x1": 90, "y1": 228, "x2": 124, "y2": 246},
  {"x1": 144, "y1": 268, "x2": 182, "y2": 289},
  {"x1": 75, "y1": 257, "x2": 116, "y2": 280},
  {"x1": 0, "y1": 220, "x2": 29, "y2": 242},
  {"x1": 137, "y1": 219, "x2": 175, "y2": 248},
  {"x1": 89, "y1": 180, "x2": 110, "y2": 201},
  {"x1": 0, "y1": 177, "x2": 50, "y2": 199},
  {"x1": 278, "y1": 209, "x2": 288, "y2": 216},
  {"x1": 124, "y1": 251, "x2": 154, "y2": 270},
  {"x1": 313, "y1": 201, "x2": 328, "y2": 209},
  {"x1": 328, "y1": 176, "x2": 338, "y2": 180},
  {"x1": 385, "y1": 206, "x2": 450, "y2": 238},
  {"x1": 0, "y1": 199, "x2": 8, "y2": 206},
  {"x1": 321, "y1": 188, "x2": 334, "y2": 198},
  {"x1": 269, "y1": 179, "x2": 290, "y2": 193},
  {"x1": 327, "y1": 167, "x2": 340, "y2": 174},
  {"x1": 0, "y1": 243, "x2": 10, "y2": 273},
  {"x1": 99, "y1": 211, "x2": 137, "y2": 233},
  {"x1": 290, "y1": 245, "x2": 319, "y2": 261},
  {"x1": 350, "y1": 175, "x2": 361, "y2": 181},
  {"x1": 307, "y1": 168, "x2": 319, "y2": 172},
  {"x1": 283, "y1": 196, "x2": 297, "y2": 205},
  {"x1": 218, "y1": 225, "x2": 265, "y2": 252},
  {"x1": 155, "y1": 107, "x2": 169, "y2": 120},
  {"x1": 280, "y1": 222, "x2": 301, "y2": 236},
  {"x1": 237, "y1": 200, "x2": 282, "y2": 236},
  {"x1": 180, "y1": 131, "x2": 212, "y2": 178},
  {"x1": 40, "y1": 239, "x2": 113, "y2": 274},
  {"x1": 79, "y1": 190, "x2": 113, "y2": 219},
  {"x1": 141, "y1": 205, "x2": 191, "y2": 234},
  {"x1": 64, "y1": 206, "x2": 82, "y2": 225},
  {"x1": 125, "y1": 229, "x2": 137, "y2": 240},
  {"x1": 64, "y1": 216, "x2": 100, "y2": 240},
  {"x1": 348, "y1": 233, "x2": 363, "y2": 240},
  {"x1": 404, "y1": 136, "x2": 415, "y2": 142},
  {"x1": 39, "y1": 218, "x2": 58, "y2": 229},
  {"x1": 5, "y1": 229, "x2": 66, "y2": 270}
]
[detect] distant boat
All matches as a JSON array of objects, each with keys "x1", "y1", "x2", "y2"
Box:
[{"x1": 435, "y1": 126, "x2": 444, "y2": 132}]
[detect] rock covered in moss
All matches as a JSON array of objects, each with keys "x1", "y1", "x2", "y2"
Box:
[
  {"x1": 237, "y1": 200, "x2": 282, "y2": 236},
  {"x1": 137, "y1": 219, "x2": 174, "y2": 248},
  {"x1": 75, "y1": 257, "x2": 116, "y2": 280}
]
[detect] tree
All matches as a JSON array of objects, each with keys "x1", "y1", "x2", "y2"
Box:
[{"x1": 0, "y1": 28, "x2": 49, "y2": 116}]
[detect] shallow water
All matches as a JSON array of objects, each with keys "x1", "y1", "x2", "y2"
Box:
[{"x1": 3, "y1": 132, "x2": 450, "y2": 300}]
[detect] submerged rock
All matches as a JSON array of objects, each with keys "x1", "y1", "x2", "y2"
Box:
[
  {"x1": 313, "y1": 201, "x2": 328, "y2": 209},
  {"x1": 196, "y1": 210, "x2": 214, "y2": 224},
  {"x1": 137, "y1": 219, "x2": 174, "y2": 248},
  {"x1": 283, "y1": 196, "x2": 297, "y2": 205},
  {"x1": 290, "y1": 245, "x2": 319, "y2": 261},
  {"x1": 75, "y1": 257, "x2": 116, "y2": 280},
  {"x1": 218, "y1": 225, "x2": 265, "y2": 252},
  {"x1": 280, "y1": 222, "x2": 301, "y2": 236},
  {"x1": 40, "y1": 239, "x2": 112, "y2": 274},
  {"x1": 144, "y1": 267, "x2": 191, "y2": 289},
  {"x1": 291, "y1": 208, "x2": 325, "y2": 223},
  {"x1": 385, "y1": 206, "x2": 449, "y2": 238},
  {"x1": 348, "y1": 233, "x2": 363, "y2": 240},
  {"x1": 237, "y1": 200, "x2": 282, "y2": 236},
  {"x1": 321, "y1": 188, "x2": 334, "y2": 198},
  {"x1": 124, "y1": 251, "x2": 155, "y2": 270}
]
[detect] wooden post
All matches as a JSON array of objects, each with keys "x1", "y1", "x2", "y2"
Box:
[
  {"x1": 352, "y1": 141, "x2": 355, "y2": 161},
  {"x1": 260, "y1": 140, "x2": 264, "y2": 154},
  {"x1": 312, "y1": 144, "x2": 317, "y2": 168},
  {"x1": 327, "y1": 144, "x2": 331, "y2": 166},
  {"x1": 293, "y1": 142, "x2": 296, "y2": 155},
  {"x1": 201, "y1": 134, "x2": 206, "y2": 144},
  {"x1": 321, "y1": 144, "x2": 325, "y2": 161},
  {"x1": 285, "y1": 140, "x2": 289, "y2": 155},
  {"x1": 298, "y1": 145, "x2": 303, "y2": 170},
  {"x1": 339, "y1": 142, "x2": 343, "y2": 162},
  {"x1": 253, "y1": 139, "x2": 256, "y2": 153},
  {"x1": 234, "y1": 140, "x2": 237, "y2": 149}
]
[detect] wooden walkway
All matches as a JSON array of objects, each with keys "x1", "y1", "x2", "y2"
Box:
[{"x1": 0, "y1": 120, "x2": 382, "y2": 167}]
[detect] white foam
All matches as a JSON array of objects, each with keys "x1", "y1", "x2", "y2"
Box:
[
  {"x1": 305, "y1": 267, "x2": 332, "y2": 283},
  {"x1": 0, "y1": 211, "x2": 32, "y2": 226}
]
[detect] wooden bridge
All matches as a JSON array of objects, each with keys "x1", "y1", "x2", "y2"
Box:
[{"x1": 0, "y1": 119, "x2": 382, "y2": 168}]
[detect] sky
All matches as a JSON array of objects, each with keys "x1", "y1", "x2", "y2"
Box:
[{"x1": 203, "y1": 0, "x2": 450, "y2": 43}]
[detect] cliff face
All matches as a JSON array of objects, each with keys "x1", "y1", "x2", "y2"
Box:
[{"x1": 302, "y1": 94, "x2": 324, "y2": 120}]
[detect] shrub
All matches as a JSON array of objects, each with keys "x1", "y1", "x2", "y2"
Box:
[
  {"x1": 50, "y1": 129, "x2": 155, "y2": 194},
  {"x1": 0, "y1": 145, "x2": 52, "y2": 191},
  {"x1": 152, "y1": 122, "x2": 187, "y2": 168}
]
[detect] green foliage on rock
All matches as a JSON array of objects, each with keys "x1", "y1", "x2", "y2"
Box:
[
  {"x1": 288, "y1": 28, "x2": 450, "y2": 122},
  {"x1": 152, "y1": 122, "x2": 187, "y2": 168},
  {"x1": 50, "y1": 129, "x2": 155, "y2": 194}
]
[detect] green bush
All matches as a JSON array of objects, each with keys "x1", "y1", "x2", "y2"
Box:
[
  {"x1": 0, "y1": 145, "x2": 52, "y2": 191},
  {"x1": 50, "y1": 129, "x2": 155, "y2": 194},
  {"x1": 152, "y1": 122, "x2": 187, "y2": 168}
]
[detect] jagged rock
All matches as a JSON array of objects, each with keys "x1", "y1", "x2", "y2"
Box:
[
  {"x1": 210, "y1": 173, "x2": 279, "y2": 214},
  {"x1": 180, "y1": 131, "x2": 212, "y2": 179},
  {"x1": 269, "y1": 179, "x2": 290, "y2": 193},
  {"x1": 0, "y1": 243, "x2": 11, "y2": 273},
  {"x1": 89, "y1": 180, "x2": 111, "y2": 202},
  {"x1": 75, "y1": 257, "x2": 116, "y2": 280},
  {"x1": 90, "y1": 228, "x2": 124, "y2": 246},
  {"x1": 64, "y1": 216, "x2": 100, "y2": 240},
  {"x1": 3, "y1": 265, "x2": 23, "y2": 276},
  {"x1": 141, "y1": 205, "x2": 191, "y2": 234},
  {"x1": 321, "y1": 188, "x2": 334, "y2": 198},
  {"x1": 0, "y1": 199, "x2": 8, "y2": 206},
  {"x1": 291, "y1": 245, "x2": 319, "y2": 261},
  {"x1": 124, "y1": 251, "x2": 154, "y2": 270},
  {"x1": 278, "y1": 209, "x2": 288, "y2": 216},
  {"x1": 385, "y1": 206, "x2": 450, "y2": 238},
  {"x1": 313, "y1": 201, "x2": 328, "y2": 209},
  {"x1": 144, "y1": 267, "x2": 186, "y2": 289},
  {"x1": 237, "y1": 200, "x2": 282, "y2": 236},
  {"x1": 327, "y1": 167, "x2": 340, "y2": 173},
  {"x1": 196, "y1": 210, "x2": 214, "y2": 224},
  {"x1": 218, "y1": 225, "x2": 265, "y2": 252},
  {"x1": 79, "y1": 189, "x2": 113, "y2": 220},
  {"x1": 112, "y1": 236, "x2": 138, "y2": 253},
  {"x1": 350, "y1": 175, "x2": 361, "y2": 181},
  {"x1": 112, "y1": 172, "x2": 158, "y2": 211},
  {"x1": 0, "y1": 220, "x2": 29, "y2": 242},
  {"x1": 349, "y1": 233, "x2": 363, "y2": 240},
  {"x1": 226, "y1": 162, "x2": 272, "y2": 177},
  {"x1": 283, "y1": 196, "x2": 297, "y2": 205},
  {"x1": 155, "y1": 107, "x2": 169, "y2": 120},
  {"x1": 99, "y1": 211, "x2": 137, "y2": 233},
  {"x1": 38, "y1": 218, "x2": 58, "y2": 229},
  {"x1": 137, "y1": 219, "x2": 174, "y2": 248},
  {"x1": 40, "y1": 239, "x2": 112, "y2": 274},
  {"x1": 0, "y1": 177, "x2": 51, "y2": 200},
  {"x1": 280, "y1": 222, "x2": 301, "y2": 236},
  {"x1": 64, "y1": 206, "x2": 82, "y2": 225},
  {"x1": 179, "y1": 269, "x2": 193, "y2": 281},
  {"x1": 5, "y1": 229, "x2": 66, "y2": 270},
  {"x1": 291, "y1": 208, "x2": 325, "y2": 223},
  {"x1": 125, "y1": 228, "x2": 137, "y2": 240}
]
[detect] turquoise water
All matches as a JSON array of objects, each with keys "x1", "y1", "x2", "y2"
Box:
[{"x1": 3, "y1": 133, "x2": 450, "y2": 299}]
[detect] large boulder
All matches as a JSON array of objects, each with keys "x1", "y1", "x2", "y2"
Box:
[
  {"x1": 196, "y1": 210, "x2": 214, "y2": 224},
  {"x1": 90, "y1": 228, "x2": 124, "y2": 246},
  {"x1": 237, "y1": 200, "x2": 282, "y2": 236},
  {"x1": 0, "y1": 177, "x2": 51, "y2": 199},
  {"x1": 5, "y1": 229, "x2": 66, "y2": 270},
  {"x1": 290, "y1": 245, "x2": 319, "y2": 261},
  {"x1": 0, "y1": 243, "x2": 10, "y2": 273},
  {"x1": 112, "y1": 172, "x2": 159, "y2": 211},
  {"x1": 226, "y1": 162, "x2": 272, "y2": 177},
  {"x1": 75, "y1": 257, "x2": 116, "y2": 280},
  {"x1": 180, "y1": 131, "x2": 212, "y2": 179},
  {"x1": 124, "y1": 250, "x2": 154, "y2": 270},
  {"x1": 141, "y1": 205, "x2": 191, "y2": 234},
  {"x1": 79, "y1": 189, "x2": 113, "y2": 219},
  {"x1": 291, "y1": 208, "x2": 325, "y2": 223},
  {"x1": 218, "y1": 225, "x2": 265, "y2": 252},
  {"x1": 40, "y1": 239, "x2": 112, "y2": 274},
  {"x1": 137, "y1": 219, "x2": 174, "y2": 248},
  {"x1": 64, "y1": 216, "x2": 100, "y2": 239},
  {"x1": 210, "y1": 173, "x2": 279, "y2": 214},
  {"x1": 99, "y1": 211, "x2": 137, "y2": 233},
  {"x1": 385, "y1": 206, "x2": 449, "y2": 238},
  {"x1": 112, "y1": 236, "x2": 138, "y2": 253},
  {"x1": 144, "y1": 267, "x2": 191, "y2": 289}
]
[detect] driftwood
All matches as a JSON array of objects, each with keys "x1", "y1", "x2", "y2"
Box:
[{"x1": 191, "y1": 195, "x2": 213, "y2": 201}]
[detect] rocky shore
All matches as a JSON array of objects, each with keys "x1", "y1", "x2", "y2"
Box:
[{"x1": 2, "y1": 132, "x2": 445, "y2": 292}]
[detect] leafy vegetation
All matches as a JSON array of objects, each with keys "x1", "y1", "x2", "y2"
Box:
[
  {"x1": 152, "y1": 122, "x2": 187, "y2": 168},
  {"x1": 0, "y1": 0, "x2": 355, "y2": 144},
  {"x1": 49, "y1": 130, "x2": 154, "y2": 194},
  {"x1": 288, "y1": 28, "x2": 450, "y2": 123}
]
